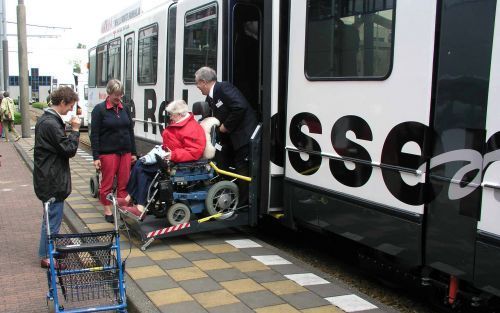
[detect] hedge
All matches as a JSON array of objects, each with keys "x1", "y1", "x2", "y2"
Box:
[
  {"x1": 14, "y1": 112, "x2": 21, "y2": 125},
  {"x1": 32, "y1": 102, "x2": 48, "y2": 109}
]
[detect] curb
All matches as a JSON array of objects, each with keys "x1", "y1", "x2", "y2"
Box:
[{"x1": 14, "y1": 141, "x2": 161, "y2": 313}]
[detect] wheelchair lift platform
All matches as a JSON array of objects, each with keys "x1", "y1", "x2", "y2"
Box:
[
  {"x1": 119, "y1": 124, "x2": 262, "y2": 251},
  {"x1": 120, "y1": 208, "x2": 252, "y2": 251}
]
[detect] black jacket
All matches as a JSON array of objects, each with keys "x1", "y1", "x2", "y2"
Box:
[
  {"x1": 206, "y1": 81, "x2": 258, "y2": 150},
  {"x1": 90, "y1": 101, "x2": 136, "y2": 160},
  {"x1": 33, "y1": 109, "x2": 80, "y2": 202}
]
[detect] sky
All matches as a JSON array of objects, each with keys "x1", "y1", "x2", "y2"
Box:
[{"x1": 4, "y1": 0, "x2": 137, "y2": 77}]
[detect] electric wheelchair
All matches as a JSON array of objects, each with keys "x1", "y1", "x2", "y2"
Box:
[{"x1": 119, "y1": 101, "x2": 241, "y2": 226}]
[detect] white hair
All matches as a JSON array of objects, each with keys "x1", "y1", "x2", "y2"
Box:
[
  {"x1": 166, "y1": 99, "x2": 188, "y2": 115},
  {"x1": 195, "y1": 67, "x2": 217, "y2": 82}
]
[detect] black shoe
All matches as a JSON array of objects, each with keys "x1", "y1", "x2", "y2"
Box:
[{"x1": 104, "y1": 214, "x2": 114, "y2": 223}]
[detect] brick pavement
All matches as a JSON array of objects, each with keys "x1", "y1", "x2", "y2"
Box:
[
  {"x1": 8, "y1": 134, "x2": 397, "y2": 313},
  {"x1": 0, "y1": 141, "x2": 49, "y2": 313}
]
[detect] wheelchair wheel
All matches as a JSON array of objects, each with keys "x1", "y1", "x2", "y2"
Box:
[
  {"x1": 89, "y1": 175, "x2": 99, "y2": 198},
  {"x1": 167, "y1": 203, "x2": 191, "y2": 225},
  {"x1": 205, "y1": 181, "x2": 239, "y2": 219}
]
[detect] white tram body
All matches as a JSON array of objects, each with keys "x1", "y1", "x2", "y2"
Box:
[{"x1": 88, "y1": 0, "x2": 500, "y2": 306}]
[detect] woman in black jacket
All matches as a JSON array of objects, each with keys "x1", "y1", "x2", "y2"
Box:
[
  {"x1": 90, "y1": 79, "x2": 137, "y2": 222},
  {"x1": 34, "y1": 86, "x2": 80, "y2": 268}
]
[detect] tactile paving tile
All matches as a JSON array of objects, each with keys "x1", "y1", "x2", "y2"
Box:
[
  {"x1": 226, "y1": 239, "x2": 262, "y2": 248},
  {"x1": 229, "y1": 260, "x2": 270, "y2": 272},
  {"x1": 220, "y1": 278, "x2": 266, "y2": 294},
  {"x1": 146, "y1": 249, "x2": 182, "y2": 261},
  {"x1": 204, "y1": 243, "x2": 240, "y2": 254},
  {"x1": 147, "y1": 288, "x2": 193, "y2": 306},
  {"x1": 252, "y1": 255, "x2": 291, "y2": 265},
  {"x1": 285, "y1": 273, "x2": 330, "y2": 286},
  {"x1": 127, "y1": 265, "x2": 167, "y2": 280},
  {"x1": 193, "y1": 258, "x2": 232, "y2": 271},
  {"x1": 261, "y1": 280, "x2": 307, "y2": 296},
  {"x1": 325, "y1": 294, "x2": 378, "y2": 312},
  {"x1": 192, "y1": 289, "x2": 240, "y2": 309},
  {"x1": 167, "y1": 266, "x2": 208, "y2": 281}
]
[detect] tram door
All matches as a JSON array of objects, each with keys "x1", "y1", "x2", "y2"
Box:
[
  {"x1": 123, "y1": 32, "x2": 135, "y2": 116},
  {"x1": 229, "y1": 1, "x2": 263, "y2": 118},
  {"x1": 228, "y1": 0, "x2": 264, "y2": 220},
  {"x1": 425, "y1": 0, "x2": 498, "y2": 284}
]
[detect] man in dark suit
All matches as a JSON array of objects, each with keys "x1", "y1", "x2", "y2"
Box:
[{"x1": 195, "y1": 66, "x2": 258, "y2": 205}]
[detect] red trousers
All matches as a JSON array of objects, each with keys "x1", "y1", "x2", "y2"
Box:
[{"x1": 99, "y1": 153, "x2": 132, "y2": 206}]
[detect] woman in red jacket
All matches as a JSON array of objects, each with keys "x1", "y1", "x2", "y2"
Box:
[{"x1": 121, "y1": 100, "x2": 206, "y2": 217}]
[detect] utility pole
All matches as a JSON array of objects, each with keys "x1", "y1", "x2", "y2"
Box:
[
  {"x1": 1, "y1": 0, "x2": 7, "y2": 91},
  {"x1": 17, "y1": 0, "x2": 29, "y2": 137},
  {"x1": 2, "y1": 40, "x2": 7, "y2": 91}
]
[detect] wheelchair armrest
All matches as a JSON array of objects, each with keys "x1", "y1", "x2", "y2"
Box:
[
  {"x1": 210, "y1": 125, "x2": 218, "y2": 146},
  {"x1": 176, "y1": 159, "x2": 210, "y2": 166}
]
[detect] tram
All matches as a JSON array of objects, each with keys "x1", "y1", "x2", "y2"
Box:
[{"x1": 88, "y1": 0, "x2": 500, "y2": 309}]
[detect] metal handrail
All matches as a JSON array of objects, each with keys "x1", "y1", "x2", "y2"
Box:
[
  {"x1": 285, "y1": 146, "x2": 423, "y2": 175},
  {"x1": 132, "y1": 118, "x2": 164, "y2": 126}
]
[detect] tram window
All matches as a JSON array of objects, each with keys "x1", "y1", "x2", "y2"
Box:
[
  {"x1": 96, "y1": 44, "x2": 108, "y2": 87},
  {"x1": 166, "y1": 4, "x2": 177, "y2": 100},
  {"x1": 89, "y1": 47, "x2": 96, "y2": 87},
  {"x1": 305, "y1": 0, "x2": 395, "y2": 79},
  {"x1": 138, "y1": 24, "x2": 158, "y2": 85},
  {"x1": 124, "y1": 36, "x2": 134, "y2": 104},
  {"x1": 108, "y1": 38, "x2": 121, "y2": 81},
  {"x1": 183, "y1": 4, "x2": 218, "y2": 83}
]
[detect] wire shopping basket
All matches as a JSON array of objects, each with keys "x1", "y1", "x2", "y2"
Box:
[{"x1": 44, "y1": 196, "x2": 127, "y2": 313}]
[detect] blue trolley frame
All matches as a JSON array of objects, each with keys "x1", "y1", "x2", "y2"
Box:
[{"x1": 44, "y1": 196, "x2": 127, "y2": 313}]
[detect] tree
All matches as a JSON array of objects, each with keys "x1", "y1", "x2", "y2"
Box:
[
  {"x1": 73, "y1": 62, "x2": 81, "y2": 74},
  {"x1": 76, "y1": 43, "x2": 87, "y2": 49}
]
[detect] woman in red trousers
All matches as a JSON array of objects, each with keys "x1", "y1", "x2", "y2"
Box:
[{"x1": 90, "y1": 79, "x2": 137, "y2": 222}]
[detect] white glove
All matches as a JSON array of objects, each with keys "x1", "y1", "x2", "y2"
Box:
[{"x1": 140, "y1": 145, "x2": 168, "y2": 165}]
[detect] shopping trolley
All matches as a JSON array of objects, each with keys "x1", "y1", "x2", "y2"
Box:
[{"x1": 44, "y1": 195, "x2": 127, "y2": 313}]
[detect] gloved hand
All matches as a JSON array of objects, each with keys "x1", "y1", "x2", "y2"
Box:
[{"x1": 140, "y1": 145, "x2": 168, "y2": 165}]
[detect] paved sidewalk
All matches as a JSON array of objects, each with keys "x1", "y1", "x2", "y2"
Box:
[
  {"x1": 10, "y1": 136, "x2": 396, "y2": 313},
  {"x1": 0, "y1": 141, "x2": 50, "y2": 313}
]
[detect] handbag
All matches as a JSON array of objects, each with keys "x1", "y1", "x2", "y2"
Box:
[
  {"x1": 2, "y1": 108, "x2": 12, "y2": 121},
  {"x1": 1, "y1": 100, "x2": 13, "y2": 121}
]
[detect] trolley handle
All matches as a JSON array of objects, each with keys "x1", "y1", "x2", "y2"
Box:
[
  {"x1": 106, "y1": 193, "x2": 119, "y2": 231},
  {"x1": 44, "y1": 197, "x2": 56, "y2": 236}
]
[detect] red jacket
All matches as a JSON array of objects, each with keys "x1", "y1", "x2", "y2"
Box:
[{"x1": 162, "y1": 113, "x2": 206, "y2": 163}]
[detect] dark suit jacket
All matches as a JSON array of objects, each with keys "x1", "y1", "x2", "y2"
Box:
[{"x1": 206, "y1": 81, "x2": 257, "y2": 150}]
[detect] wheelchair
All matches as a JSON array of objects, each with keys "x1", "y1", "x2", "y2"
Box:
[
  {"x1": 119, "y1": 101, "x2": 242, "y2": 226},
  {"x1": 140, "y1": 158, "x2": 239, "y2": 226}
]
